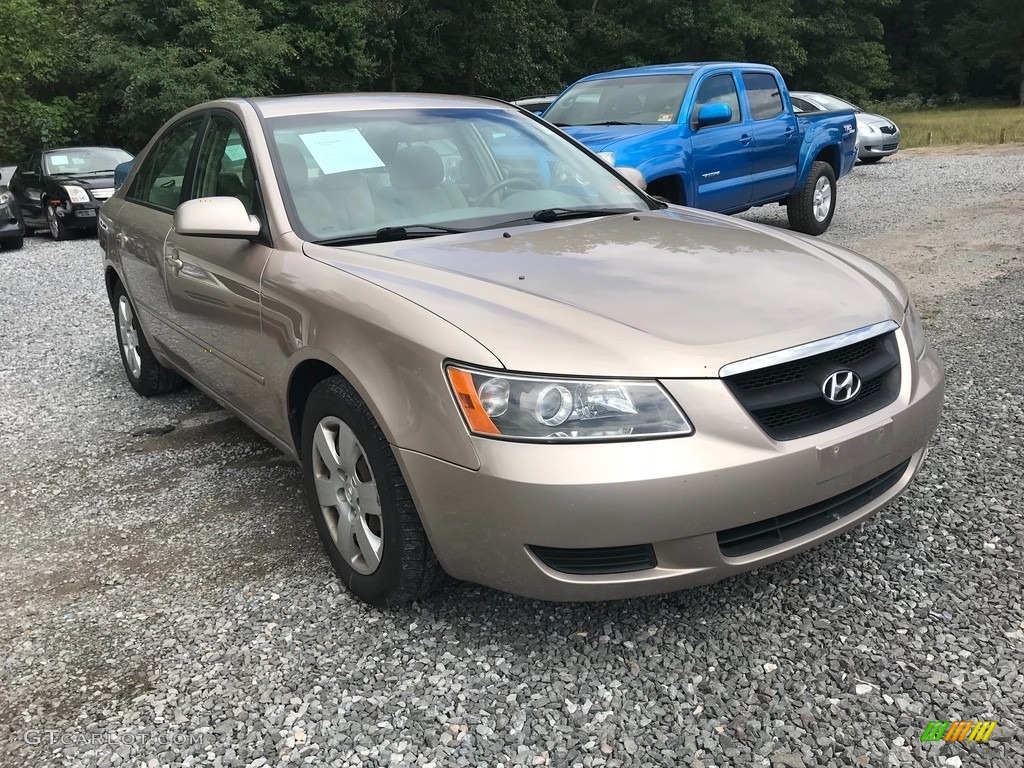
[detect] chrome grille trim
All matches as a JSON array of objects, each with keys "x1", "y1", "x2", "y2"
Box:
[{"x1": 718, "y1": 320, "x2": 899, "y2": 378}]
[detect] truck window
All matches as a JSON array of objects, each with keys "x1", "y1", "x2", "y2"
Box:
[
  {"x1": 691, "y1": 75, "x2": 742, "y2": 126},
  {"x1": 742, "y1": 73, "x2": 785, "y2": 120}
]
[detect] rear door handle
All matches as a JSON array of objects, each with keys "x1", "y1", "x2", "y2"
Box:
[
  {"x1": 739, "y1": 134, "x2": 753, "y2": 145},
  {"x1": 783, "y1": 127, "x2": 796, "y2": 137}
]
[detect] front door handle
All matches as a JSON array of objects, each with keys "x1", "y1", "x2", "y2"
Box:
[
  {"x1": 165, "y1": 251, "x2": 183, "y2": 273},
  {"x1": 739, "y1": 134, "x2": 753, "y2": 145}
]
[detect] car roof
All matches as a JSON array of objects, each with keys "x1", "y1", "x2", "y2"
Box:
[
  {"x1": 574, "y1": 62, "x2": 779, "y2": 83},
  {"x1": 241, "y1": 92, "x2": 516, "y2": 119}
]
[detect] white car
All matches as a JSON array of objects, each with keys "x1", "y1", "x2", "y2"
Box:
[{"x1": 791, "y1": 91, "x2": 900, "y2": 163}]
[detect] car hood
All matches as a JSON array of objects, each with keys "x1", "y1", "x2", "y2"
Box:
[
  {"x1": 857, "y1": 113, "x2": 897, "y2": 129},
  {"x1": 560, "y1": 124, "x2": 679, "y2": 154},
  {"x1": 48, "y1": 174, "x2": 116, "y2": 190},
  {"x1": 304, "y1": 209, "x2": 907, "y2": 377}
]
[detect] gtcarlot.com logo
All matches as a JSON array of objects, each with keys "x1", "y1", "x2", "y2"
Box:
[
  {"x1": 24, "y1": 730, "x2": 202, "y2": 748},
  {"x1": 921, "y1": 720, "x2": 997, "y2": 743}
]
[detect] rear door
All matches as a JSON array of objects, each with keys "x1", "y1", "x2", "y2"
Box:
[
  {"x1": 741, "y1": 72, "x2": 800, "y2": 203},
  {"x1": 687, "y1": 72, "x2": 752, "y2": 213},
  {"x1": 160, "y1": 112, "x2": 275, "y2": 421}
]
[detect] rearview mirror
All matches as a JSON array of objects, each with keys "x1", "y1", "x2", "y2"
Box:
[
  {"x1": 616, "y1": 166, "x2": 646, "y2": 191},
  {"x1": 174, "y1": 197, "x2": 260, "y2": 239},
  {"x1": 696, "y1": 103, "x2": 733, "y2": 128},
  {"x1": 114, "y1": 160, "x2": 135, "y2": 189}
]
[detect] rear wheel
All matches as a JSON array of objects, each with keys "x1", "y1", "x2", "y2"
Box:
[
  {"x1": 112, "y1": 283, "x2": 185, "y2": 396},
  {"x1": 787, "y1": 161, "x2": 836, "y2": 235},
  {"x1": 301, "y1": 376, "x2": 446, "y2": 606},
  {"x1": 46, "y1": 204, "x2": 73, "y2": 241}
]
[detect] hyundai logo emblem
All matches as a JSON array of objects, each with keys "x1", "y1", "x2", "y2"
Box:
[{"x1": 822, "y1": 370, "x2": 862, "y2": 403}]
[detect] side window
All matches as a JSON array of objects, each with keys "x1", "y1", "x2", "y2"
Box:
[
  {"x1": 194, "y1": 115, "x2": 257, "y2": 214},
  {"x1": 790, "y1": 97, "x2": 813, "y2": 113},
  {"x1": 128, "y1": 117, "x2": 203, "y2": 211},
  {"x1": 743, "y1": 73, "x2": 785, "y2": 121},
  {"x1": 692, "y1": 74, "x2": 742, "y2": 126}
]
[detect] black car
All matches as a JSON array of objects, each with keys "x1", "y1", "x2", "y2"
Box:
[
  {"x1": 0, "y1": 172, "x2": 25, "y2": 250},
  {"x1": 8, "y1": 146, "x2": 133, "y2": 240}
]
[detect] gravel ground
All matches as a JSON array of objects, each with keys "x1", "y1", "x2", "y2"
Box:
[{"x1": 1, "y1": 148, "x2": 1022, "y2": 768}]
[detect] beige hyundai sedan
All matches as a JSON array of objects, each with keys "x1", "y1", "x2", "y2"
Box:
[{"x1": 98, "y1": 94, "x2": 943, "y2": 606}]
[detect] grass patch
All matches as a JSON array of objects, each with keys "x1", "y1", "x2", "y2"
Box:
[{"x1": 882, "y1": 103, "x2": 1024, "y2": 148}]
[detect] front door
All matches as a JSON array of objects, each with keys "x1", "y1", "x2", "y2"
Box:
[
  {"x1": 161, "y1": 113, "x2": 274, "y2": 424},
  {"x1": 11, "y1": 153, "x2": 44, "y2": 226},
  {"x1": 117, "y1": 115, "x2": 206, "y2": 365},
  {"x1": 687, "y1": 73, "x2": 753, "y2": 213}
]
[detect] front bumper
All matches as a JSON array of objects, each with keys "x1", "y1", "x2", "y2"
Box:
[
  {"x1": 859, "y1": 129, "x2": 901, "y2": 159},
  {"x1": 397, "y1": 343, "x2": 943, "y2": 601},
  {"x1": 0, "y1": 204, "x2": 23, "y2": 239},
  {"x1": 54, "y1": 200, "x2": 103, "y2": 229}
]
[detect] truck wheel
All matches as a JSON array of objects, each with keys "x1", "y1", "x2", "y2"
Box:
[{"x1": 787, "y1": 161, "x2": 836, "y2": 235}]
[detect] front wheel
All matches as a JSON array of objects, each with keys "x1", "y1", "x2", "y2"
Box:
[
  {"x1": 112, "y1": 283, "x2": 185, "y2": 396},
  {"x1": 786, "y1": 161, "x2": 837, "y2": 235},
  {"x1": 0, "y1": 236, "x2": 24, "y2": 251},
  {"x1": 860, "y1": 156, "x2": 884, "y2": 165},
  {"x1": 301, "y1": 376, "x2": 446, "y2": 606},
  {"x1": 46, "y1": 205, "x2": 73, "y2": 241}
]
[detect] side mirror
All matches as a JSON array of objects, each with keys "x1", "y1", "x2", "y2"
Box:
[
  {"x1": 114, "y1": 160, "x2": 135, "y2": 189},
  {"x1": 615, "y1": 166, "x2": 646, "y2": 191},
  {"x1": 173, "y1": 197, "x2": 260, "y2": 239},
  {"x1": 696, "y1": 102, "x2": 733, "y2": 128}
]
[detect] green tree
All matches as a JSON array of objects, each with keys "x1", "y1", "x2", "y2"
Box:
[
  {"x1": 791, "y1": 0, "x2": 896, "y2": 103},
  {"x1": 0, "y1": 1, "x2": 94, "y2": 161}
]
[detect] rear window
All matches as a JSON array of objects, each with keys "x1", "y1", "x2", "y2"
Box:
[{"x1": 742, "y1": 73, "x2": 784, "y2": 121}]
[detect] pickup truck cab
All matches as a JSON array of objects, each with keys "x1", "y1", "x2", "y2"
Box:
[{"x1": 543, "y1": 62, "x2": 858, "y2": 234}]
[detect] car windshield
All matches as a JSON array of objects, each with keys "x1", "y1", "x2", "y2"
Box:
[
  {"x1": 266, "y1": 107, "x2": 652, "y2": 243},
  {"x1": 804, "y1": 94, "x2": 860, "y2": 112},
  {"x1": 543, "y1": 75, "x2": 693, "y2": 127},
  {"x1": 43, "y1": 147, "x2": 133, "y2": 176}
]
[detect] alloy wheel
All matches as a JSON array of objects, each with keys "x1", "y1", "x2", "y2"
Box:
[{"x1": 311, "y1": 416, "x2": 384, "y2": 575}]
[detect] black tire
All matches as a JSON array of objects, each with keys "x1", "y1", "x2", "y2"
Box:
[
  {"x1": 45, "y1": 204, "x2": 73, "y2": 241},
  {"x1": 860, "y1": 156, "x2": 883, "y2": 165},
  {"x1": 786, "y1": 160, "x2": 837, "y2": 235},
  {"x1": 301, "y1": 376, "x2": 447, "y2": 606},
  {"x1": 112, "y1": 282, "x2": 186, "y2": 396},
  {"x1": 0, "y1": 236, "x2": 24, "y2": 251}
]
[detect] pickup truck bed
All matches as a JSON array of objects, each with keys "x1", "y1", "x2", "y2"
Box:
[{"x1": 544, "y1": 62, "x2": 858, "y2": 234}]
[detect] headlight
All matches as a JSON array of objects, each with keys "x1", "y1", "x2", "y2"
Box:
[
  {"x1": 904, "y1": 299, "x2": 927, "y2": 359},
  {"x1": 62, "y1": 185, "x2": 90, "y2": 203},
  {"x1": 446, "y1": 364, "x2": 693, "y2": 441},
  {"x1": 0, "y1": 190, "x2": 12, "y2": 206}
]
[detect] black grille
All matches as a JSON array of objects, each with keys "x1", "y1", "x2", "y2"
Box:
[
  {"x1": 717, "y1": 458, "x2": 911, "y2": 557},
  {"x1": 881, "y1": 142, "x2": 899, "y2": 151},
  {"x1": 531, "y1": 544, "x2": 657, "y2": 574},
  {"x1": 879, "y1": 125, "x2": 897, "y2": 135},
  {"x1": 724, "y1": 331, "x2": 901, "y2": 440}
]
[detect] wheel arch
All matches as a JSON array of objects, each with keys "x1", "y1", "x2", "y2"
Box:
[{"x1": 813, "y1": 145, "x2": 840, "y2": 179}]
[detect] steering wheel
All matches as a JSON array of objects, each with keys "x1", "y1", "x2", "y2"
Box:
[{"x1": 471, "y1": 176, "x2": 539, "y2": 205}]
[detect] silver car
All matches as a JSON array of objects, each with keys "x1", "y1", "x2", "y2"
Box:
[
  {"x1": 791, "y1": 91, "x2": 901, "y2": 163},
  {"x1": 99, "y1": 94, "x2": 942, "y2": 606}
]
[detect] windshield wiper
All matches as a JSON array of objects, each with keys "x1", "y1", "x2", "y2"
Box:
[
  {"x1": 314, "y1": 223, "x2": 467, "y2": 246},
  {"x1": 531, "y1": 206, "x2": 640, "y2": 223},
  {"x1": 489, "y1": 207, "x2": 640, "y2": 227}
]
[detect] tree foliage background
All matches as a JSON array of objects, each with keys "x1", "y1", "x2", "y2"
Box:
[{"x1": 1, "y1": 0, "x2": 1021, "y2": 161}]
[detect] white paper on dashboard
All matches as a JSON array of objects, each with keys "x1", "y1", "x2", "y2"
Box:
[{"x1": 299, "y1": 130, "x2": 385, "y2": 175}]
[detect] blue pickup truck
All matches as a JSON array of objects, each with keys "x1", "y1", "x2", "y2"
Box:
[{"x1": 543, "y1": 62, "x2": 858, "y2": 235}]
